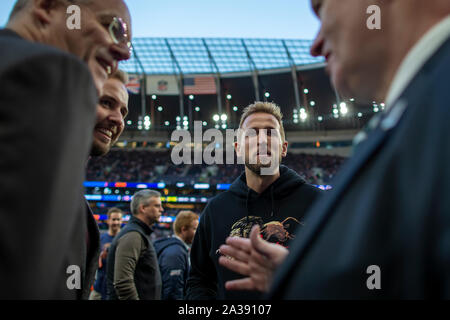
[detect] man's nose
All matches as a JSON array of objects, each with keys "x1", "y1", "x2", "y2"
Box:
[
  {"x1": 310, "y1": 27, "x2": 324, "y2": 57},
  {"x1": 110, "y1": 43, "x2": 131, "y2": 62},
  {"x1": 108, "y1": 109, "x2": 124, "y2": 127}
]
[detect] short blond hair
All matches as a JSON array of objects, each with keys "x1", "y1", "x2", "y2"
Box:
[
  {"x1": 239, "y1": 101, "x2": 285, "y2": 141},
  {"x1": 110, "y1": 69, "x2": 128, "y2": 85},
  {"x1": 107, "y1": 207, "x2": 123, "y2": 218},
  {"x1": 173, "y1": 211, "x2": 199, "y2": 235}
]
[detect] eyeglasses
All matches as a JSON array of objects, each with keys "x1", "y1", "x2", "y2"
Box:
[{"x1": 108, "y1": 17, "x2": 132, "y2": 51}]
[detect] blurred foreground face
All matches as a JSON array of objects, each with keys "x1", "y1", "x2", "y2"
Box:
[
  {"x1": 30, "y1": 0, "x2": 132, "y2": 94},
  {"x1": 91, "y1": 77, "x2": 128, "y2": 156},
  {"x1": 237, "y1": 112, "x2": 287, "y2": 176},
  {"x1": 309, "y1": 0, "x2": 388, "y2": 102}
]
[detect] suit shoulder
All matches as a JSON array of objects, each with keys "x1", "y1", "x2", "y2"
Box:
[{"x1": 0, "y1": 33, "x2": 92, "y2": 82}]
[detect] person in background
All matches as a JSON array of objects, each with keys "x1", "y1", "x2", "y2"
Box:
[
  {"x1": 106, "y1": 190, "x2": 163, "y2": 300},
  {"x1": 154, "y1": 210, "x2": 199, "y2": 300},
  {"x1": 90, "y1": 207, "x2": 124, "y2": 300}
]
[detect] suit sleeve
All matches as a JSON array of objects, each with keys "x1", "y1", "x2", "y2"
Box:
[
  {"x1": 185, "y1": 205, "x2": 218, "y2": 300},
  {"x1": 0, "y1": 52, "x2": 97, "y2": 299},
  {"x1": 159, "y1": 246, "x2": 188, "y2": 300}
]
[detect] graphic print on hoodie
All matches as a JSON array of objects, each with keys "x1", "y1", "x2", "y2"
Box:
[{"x1": 185, "y1": 165, "x2": 323, "y2": 300}]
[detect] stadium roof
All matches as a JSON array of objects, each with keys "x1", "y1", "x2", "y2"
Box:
[{"x1": 120, "y1": 37, "x2": 325, "y2": 75}]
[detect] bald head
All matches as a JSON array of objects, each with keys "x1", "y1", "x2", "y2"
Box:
[
  {"x1": 7, "y1": 0, "x2": 132, "y2": 95},
  {"x1": 8, "y1": 0, "x2": 92, "y2": 21}
]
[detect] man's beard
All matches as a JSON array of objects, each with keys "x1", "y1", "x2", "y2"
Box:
[
  {"x1": 90, "y1": 140, "x2": 110, "y2": 157},
  {"x1": 245, "y1": 153, "x2": 281, "y2": 176}
]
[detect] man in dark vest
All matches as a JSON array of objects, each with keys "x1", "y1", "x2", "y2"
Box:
[{"x1": 106, "y1": 190, "x2": 163, "y2": 300}]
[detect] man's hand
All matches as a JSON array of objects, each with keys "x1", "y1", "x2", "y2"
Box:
[{"x1": 218, "y1": 225, "x2": 289, "y2": 292}]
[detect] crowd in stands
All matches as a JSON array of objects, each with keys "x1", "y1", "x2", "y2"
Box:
[{"x1": 86, "y1": 149, "x2": 347, "y2": 185}]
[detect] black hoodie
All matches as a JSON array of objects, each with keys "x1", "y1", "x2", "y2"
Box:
[{"x1": 185, "y1": 165, "x2": 323, "y2": 300}]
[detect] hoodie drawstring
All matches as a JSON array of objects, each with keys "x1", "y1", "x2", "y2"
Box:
[
  {"x1": 270, "y1": 185, "x2": 274, "y2": 217},
  {"x1": 246, "y1": 188, "x2": 251, "y2": 224}
]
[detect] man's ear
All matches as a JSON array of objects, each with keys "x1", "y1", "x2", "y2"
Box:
[
  {"x1": 281, "y1": 140, "x2": 288, "y2": 157},
  {"x1": 234, "y1": 141, "x2": 240, "y2": 157},
  {"x1": 32, "y1": 0, "x2": 61, "y2": 25}
]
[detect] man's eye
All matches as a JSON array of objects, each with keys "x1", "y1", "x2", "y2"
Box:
[{"x1": 100, "y1": 99, "x2": 113, "y2": 108}]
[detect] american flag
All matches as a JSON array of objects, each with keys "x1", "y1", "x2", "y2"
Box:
[
  {"x1": 126, "y1": 75, "x2": 141, "y2": 94},
  {"x1": 183, "y1": 77, "x2": 217, "y2": 95}
]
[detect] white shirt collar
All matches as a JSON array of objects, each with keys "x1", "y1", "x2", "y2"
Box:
[
  {"x1": 173, "y1": 235, "x2": 190, "y2": 250},
  {"x1": 385, "y1": 15, "x2": 450, "y2": 108}
]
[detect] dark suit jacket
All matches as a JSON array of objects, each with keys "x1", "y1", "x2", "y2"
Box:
[
  {"x1": 269, "y1": 37, "x2": 450, "y2": 299},
  {"x1": 0, "y1": 29, "x2": 100, "y2": 299}
]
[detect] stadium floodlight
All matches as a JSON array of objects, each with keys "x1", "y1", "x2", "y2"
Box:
[
  {"x1": 189, "y1": 95, "x2": 194, "y2": 100},
  {"x1": 221, "y1": 114, "x2": 228, "y2": 121},
  {"x1": 339, "y1": 102, "x2": 348, "y2": 115},
  {"x1": 226, "y1": 94, "x2": 232, "y2": 100},
  {"x1": 213, "y1": 114, "x2": 220, "y2": 122}
]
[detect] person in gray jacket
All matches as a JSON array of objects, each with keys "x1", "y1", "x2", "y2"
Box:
[{"x1": 106, "y1": 190, "x2": 163, "y2": 300}]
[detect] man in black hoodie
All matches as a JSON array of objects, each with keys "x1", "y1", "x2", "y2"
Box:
[{"x1": 185, "y1": 102, "x2": 322, "y2": 300}]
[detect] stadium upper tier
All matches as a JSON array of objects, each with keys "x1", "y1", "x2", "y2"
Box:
[{"x1": 119, "y1": 37, "x2": 325, "y2": 75}]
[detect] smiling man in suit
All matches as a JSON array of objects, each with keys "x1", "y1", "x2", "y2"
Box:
[
  {"x1": 0, "y1": 0, "x2": 132, "y2": 299},
  {"x1": 219, "y1": 0, "x2": 450, "y2": 299}
]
